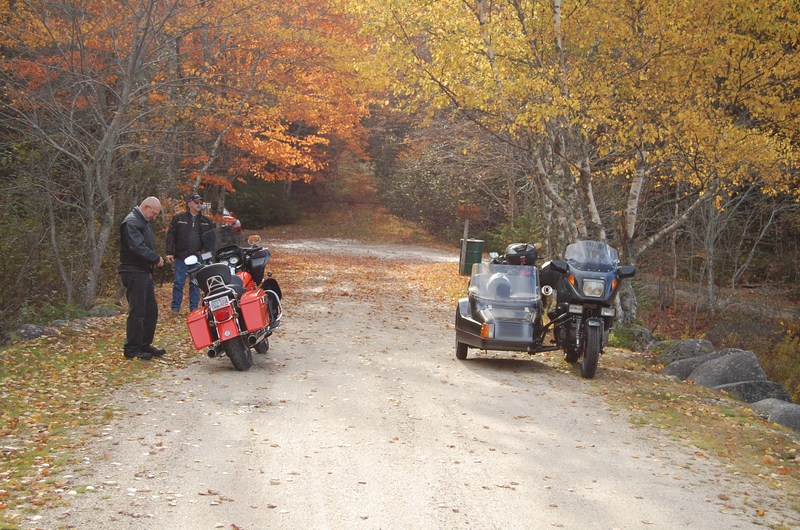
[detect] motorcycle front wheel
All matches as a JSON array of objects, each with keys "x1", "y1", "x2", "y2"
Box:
[
  {"x1": 580, "y1": 324, "x2": 602, "y2": 379},
  {"x1": 222, "y1": 337, "x2": 253, "y2": 371}
]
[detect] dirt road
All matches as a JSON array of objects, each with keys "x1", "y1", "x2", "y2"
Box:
[{"x1": 29, "y1": 240, "x2": 796, "y2": 529}]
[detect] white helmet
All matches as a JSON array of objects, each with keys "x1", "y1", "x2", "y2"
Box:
[{"x1": 487, "y1": 273, "x2": 511, "y2": 298}]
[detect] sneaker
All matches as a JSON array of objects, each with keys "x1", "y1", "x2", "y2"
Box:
[
  {"x1": 143, "y1": 345, "x2": 166, "y2": 357},
  {"x1": 124, "y1": 351, "x2": 153, "y2": 360}
]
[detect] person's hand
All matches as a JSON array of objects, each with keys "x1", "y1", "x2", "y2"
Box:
[
  {"x1": 166, "y1": 255, "x2": 174, "y2": 264},
  {"x1": 156, "y1": 256, "x2": 164, "y2": 268}
]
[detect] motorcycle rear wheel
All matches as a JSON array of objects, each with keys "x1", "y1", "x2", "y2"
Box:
[
  {"x1": 580, "y1": 325, "x2": 602, "y2": 379},
  {"x1": 222, "y1": 337, "x2": 253, "y2": 371}
]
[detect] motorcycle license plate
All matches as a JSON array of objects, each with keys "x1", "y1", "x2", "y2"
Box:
[{"x1": 208, "y1": 297, "x2": 231, "y2": 311}]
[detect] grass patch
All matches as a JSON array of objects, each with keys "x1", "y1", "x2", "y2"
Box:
[
  {"x1": 593, "y1": 350, "x2": 800, "y2": 505},
  {"x1": 0, "y1": 294, "x2": 199, "y2": 527}
]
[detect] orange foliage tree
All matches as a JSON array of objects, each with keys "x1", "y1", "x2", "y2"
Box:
[
  {"x1": 0, "y1": 0, "x2": 372, "y2": 307},
  {"x1": 157, "y1": 0, "x2": 373, "y2": 207}
]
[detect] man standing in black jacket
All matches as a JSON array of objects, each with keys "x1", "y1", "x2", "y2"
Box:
[
  {"x1": 165, "y1": 193, "x2": 214, "y2": 313},
  {"x1": 119, "y1": 196, "x2": 166, "y2": 360}
]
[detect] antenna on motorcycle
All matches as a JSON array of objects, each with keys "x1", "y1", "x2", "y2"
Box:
[{"x1": 247, "y1": 234, "x2": 262, "y2": 246}]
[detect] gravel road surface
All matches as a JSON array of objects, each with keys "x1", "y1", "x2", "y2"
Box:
[{"x1": 28, "y1": 240, "x2": 797, "y2": 529}]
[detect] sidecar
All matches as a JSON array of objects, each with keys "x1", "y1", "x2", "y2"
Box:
[{"x1": 455, "y1": 263, "x2": 544, "y2": 359}]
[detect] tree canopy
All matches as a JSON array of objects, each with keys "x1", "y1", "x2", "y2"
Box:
[{"x1": 0, "y1": 0, "x2": 373, "y2": 308}]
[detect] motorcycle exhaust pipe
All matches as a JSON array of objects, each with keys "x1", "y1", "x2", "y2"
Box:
[
  {"x1": 207, "y1": 347, "x2": 219, "y2": 358},
  {"x1": 247, "y1": 334, "x2": 258, "y2": 346},
  {"x1": 541, "y1": 285, "x2": 553, "y2": 297}
]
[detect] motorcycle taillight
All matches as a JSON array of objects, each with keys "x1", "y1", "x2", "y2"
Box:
[{"x1": 212, "y1": 306, "x2": 233, "y2": 322}]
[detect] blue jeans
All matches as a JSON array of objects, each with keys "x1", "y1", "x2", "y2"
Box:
[{"x1": 172, "y1": 259, "x2": 200, "y2": 311}]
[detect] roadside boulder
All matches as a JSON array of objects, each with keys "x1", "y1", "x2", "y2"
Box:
[
  {"x1": 621, "y1": 324, "x2": 658, "y2": 352},
  {"x1": 9, "y1": 323, "x2": 60, "y2": 341},
  {"x1": 687, "y1": 349, "x2": 767, "y2": 388},
  {"x1": 751, "y1": 399, "x2": 800, "y2": 432},
  {"x1": 751, "y1": 398, "x2": 792, "y2": 416},
  {"x1": 660, "y1": 350, "x2": 731, "y2": 381},
  {"x1": 768, "y1": 405, "x2": 800, "y2": 431},
  {"x1": 714, "y1": 380, "x2": 793, "y2": 403},
  {"x1": 652, "y1": 339, "x2": 715, "y2": 365},
  {"x1": 89, "y1": 303, "x2": 122, "y2": 317}
]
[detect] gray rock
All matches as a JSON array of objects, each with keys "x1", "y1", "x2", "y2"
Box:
[
  {"x1": 654, "y1": 339, "x2": 715, "y2": 365},
  {"x1": 660, "y1": 350, "x2": 731, "y2": 380},
  {"x1": 50, "y1": 319, "x2": 88, "y2": 332},
  {"x1": 714, "y1": 380, "x2": 793, "y2": 403},
  {"x1": 769, "y1": 404, "x2": 800, "y2": 431},
  {"x1": 10, "y1": 324, "x2": 60, "y2": 341},
  {"x1": 622, "y1": 324, "x2": 657, "y2": 351},
  {"x1": 750, "y1": 398, "x2": 792, "y2": 417},
  {"x1": 89, "y1": 304, "x2": 122, "y2": 317},
  {"x1": 688, "y1": 350, "x2": 767, "y2": 388}
]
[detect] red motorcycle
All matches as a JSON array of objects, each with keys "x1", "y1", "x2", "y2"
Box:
[{"x1": 184, "y1": 227, "x2": 282, "y2": 371}]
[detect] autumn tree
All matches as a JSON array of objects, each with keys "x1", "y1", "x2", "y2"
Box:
[
  {"x1": 165, "y1": 0, "x2": 374, "y2": 210},
  {"x1": 0, "y1": 0, "x2": 373, "y2": 310},
  {"x1": 349, "y1": 0, "x2": 800, "y2": 320}
]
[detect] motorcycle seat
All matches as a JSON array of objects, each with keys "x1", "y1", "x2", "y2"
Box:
[{"x1": 196, "y1": 263, "x2": 232, "y2": 295}]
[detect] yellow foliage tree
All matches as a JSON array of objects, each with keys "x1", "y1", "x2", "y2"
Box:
[{"x1": 349, "y1": 0, "x2": 800, "y2": 319}]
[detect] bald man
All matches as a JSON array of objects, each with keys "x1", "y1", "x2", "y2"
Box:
[{"x1": 119, "y1": 196, "x2": 166, "y2": 360}]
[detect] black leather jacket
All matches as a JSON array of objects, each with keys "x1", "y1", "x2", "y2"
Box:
[
  {"x1": 166, "y1": 211, "x2": 214, "y2": 259},
  {"x1": 119, "y1": 207, "x2": 161, "y2": 273}
]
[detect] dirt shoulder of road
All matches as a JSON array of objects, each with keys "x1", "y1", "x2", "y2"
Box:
[{"x1": 2, "y1": 235, "x2": 799, "y2": 529}]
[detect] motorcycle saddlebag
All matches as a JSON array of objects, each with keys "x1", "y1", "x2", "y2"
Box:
[
  {"x1": 187, "y1": 307, "x2": 213, "y2": 349},
  {"x1": 240, "y1": 288, "x2": 269, "y2": 331}
]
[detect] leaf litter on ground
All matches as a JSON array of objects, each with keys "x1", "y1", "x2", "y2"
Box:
[{"x1": 1, "y1": 231, "x2": 799, "y2": 526}]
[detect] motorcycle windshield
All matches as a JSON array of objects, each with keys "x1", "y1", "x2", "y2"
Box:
[
  {"x1": 564, "y1": 240, "x2": 619, "y2": 272},
  {"x1": 201, "y1": 226, "x2": 239, "y2": 253},
  {"x1": 468, "y1": 263, "x2": 540, "y2": 303}
]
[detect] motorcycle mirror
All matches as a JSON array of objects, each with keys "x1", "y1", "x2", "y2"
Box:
[
  {"x1": 618, "y1": 265, "x2": 636, "y2": 279},
  {"x1": 184, "y1": 255, "x2": 198, "y2": 266},
  {"x1": 489, "y1": 252, "x2": 499, "y2": 259},
  {"x1": 550, "y1": 260, "x2": 568, "y2": 274},
  {"x1": 247, "y1": 234, "x2": 262, "y2": 246}
]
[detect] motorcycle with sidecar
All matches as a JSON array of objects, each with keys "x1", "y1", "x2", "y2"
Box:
[{"x1": 455, "y1": 240, "x2": 634, "y2": 379}]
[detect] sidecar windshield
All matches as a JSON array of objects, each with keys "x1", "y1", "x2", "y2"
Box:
[
  {"x1": 201, "y1": 226, "x2": 239, "y2": 253},
  {"x1": 468, "y1": 263, "x2": 540, "y2": 302},
  {"x1": 564, "y1": 240, "x2": 619, "y2": 272}
]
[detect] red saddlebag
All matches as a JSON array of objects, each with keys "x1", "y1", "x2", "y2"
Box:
[{"x1": 239, "y1": 289, "x2": 269, "y2": 331}]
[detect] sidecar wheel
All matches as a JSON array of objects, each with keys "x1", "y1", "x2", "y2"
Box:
[
  {"x1": 580, "y1": 325, "x2": 602, "y2": 379},
  {"x1": 456, "y1": 340, "x2": 468, "y2": 360},
  {"x1": 254, "y1": 337, "x2": 270, "y2": 354},
  {"x1": 223, "y1": 337, "x2": 253, "y2": 371}
]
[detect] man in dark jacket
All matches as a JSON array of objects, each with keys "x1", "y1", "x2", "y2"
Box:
[
  {"x1": 165, "y1": 193, "x2": 214, "y2": 312},
  {"x1": 119, "y1": 196, "x2": 166, "y2": 360}
]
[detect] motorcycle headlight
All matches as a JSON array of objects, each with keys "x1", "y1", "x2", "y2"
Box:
[{"x1": 582, "y1": 279, "x2": 605, "y2": 297}]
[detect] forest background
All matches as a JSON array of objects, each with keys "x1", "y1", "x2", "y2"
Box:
[{"x1": 1, "y1": 1, "x2": 799, "y2": 395}]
